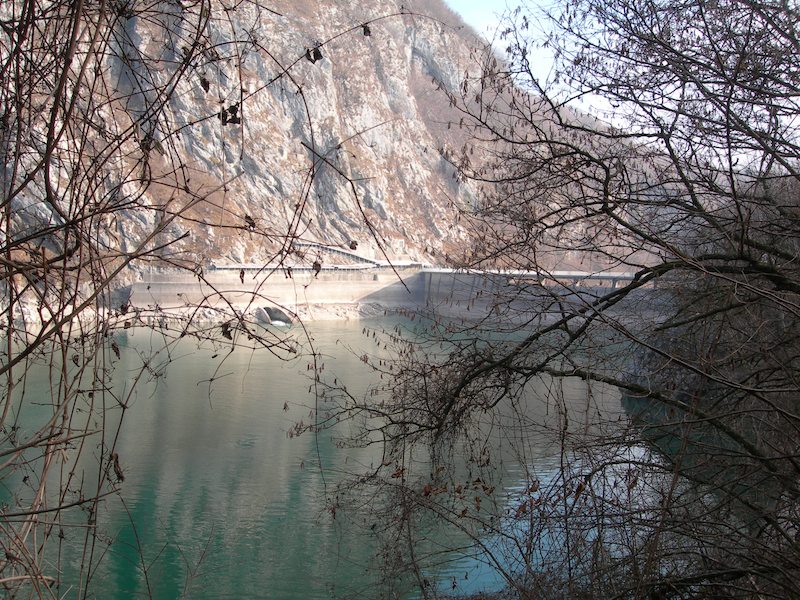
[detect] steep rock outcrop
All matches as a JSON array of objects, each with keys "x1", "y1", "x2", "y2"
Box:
[{"x1": 127, "y1": 0, "x2": 487, "y2": 266}]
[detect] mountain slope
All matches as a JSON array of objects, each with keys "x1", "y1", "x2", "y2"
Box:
[{"x1": 127, "y1": 0, "x2": 487, "y2": 267}]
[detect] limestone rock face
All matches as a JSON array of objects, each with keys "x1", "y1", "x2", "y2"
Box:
[{"x1": 120, "y1": 0, "x2": 486, "y2": 266}]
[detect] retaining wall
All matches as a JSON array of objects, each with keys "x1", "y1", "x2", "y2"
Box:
[{"x1": 126, "y1": 268, "x2": 658, "y2": 320}]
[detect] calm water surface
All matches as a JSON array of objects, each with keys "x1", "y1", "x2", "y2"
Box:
[
  {"x1": 8, "y1": 320, "x2": 622, "y2": 599},
  {"x1": 96, "y1": 322, "x2": 387, "y2": 599}
]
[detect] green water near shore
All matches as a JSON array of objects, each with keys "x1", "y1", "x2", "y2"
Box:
[
  {"x1": 2, "y1": 320, "x2": 622, "y2": 598},
  {"x1": 89, "y1": 323, "x2": 387, "y2": 599}
]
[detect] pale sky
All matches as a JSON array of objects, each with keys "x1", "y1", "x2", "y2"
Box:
[
  {"x1": 443, "y1": 0, "x2": 558, "y2": 87},
  {"x1": 443, "y1": 0, "x2": 619, "y2": 123},
  {"x1": 443, "y1": 0, "x2": 509, "y2": 37}
]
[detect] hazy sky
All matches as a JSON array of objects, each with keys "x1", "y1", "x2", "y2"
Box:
[
  {"x1": 443, "y1": 0, "x2": 558, "y2": 84},
  {"x1": 443, "y1": 0, "x2": 509, "y2": 37},
  {"x1": 442, "y1": 0, "x2": 616, "y2": 120}
]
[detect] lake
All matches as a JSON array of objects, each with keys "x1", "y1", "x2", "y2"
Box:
[{"x1": 2, "y1": 319, "x2": 623, "y2": 599}]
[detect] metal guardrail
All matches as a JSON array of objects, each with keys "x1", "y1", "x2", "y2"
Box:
[{"x1": 293, "y1": 241, "x2": 380, "y2": 266}]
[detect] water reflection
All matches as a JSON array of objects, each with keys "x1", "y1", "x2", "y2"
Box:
[
  {"x1": 89, "y1": 323, "x2": 385, "y2": 599},
  {"x1": 408, "y1": 375, "x2": 623, "y2": 599},
  {"x1": 3, "y1": 320, "x2": 624, "y2": 598}
]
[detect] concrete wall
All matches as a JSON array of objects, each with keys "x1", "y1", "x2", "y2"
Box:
[
  {"x1": 126, "y1": 268, "x2": 660, "y2": 320},
  {"x1": 126, "y1": 268, "x2": 427, "y2": 312}
]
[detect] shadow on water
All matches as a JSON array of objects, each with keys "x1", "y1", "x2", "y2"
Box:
[{"x1": 621, "y1": 389, "x2": 787, "y2": 531}]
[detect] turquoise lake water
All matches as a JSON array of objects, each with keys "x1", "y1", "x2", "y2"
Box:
[{"x1": 2, "y1": 319, "x2": 621, "y2": 599}]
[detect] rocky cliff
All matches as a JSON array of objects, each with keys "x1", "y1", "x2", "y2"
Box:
[{"x1": 107, "y1": 0, "x2": 488, "y2": 269}]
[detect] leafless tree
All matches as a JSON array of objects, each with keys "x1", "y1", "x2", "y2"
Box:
[
  {"x1": 328, "y1": 1, "x2": 800, "y2": 598},
  {"x1": 0, "y1": 1, "x2": 416, "y2": 596}
]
